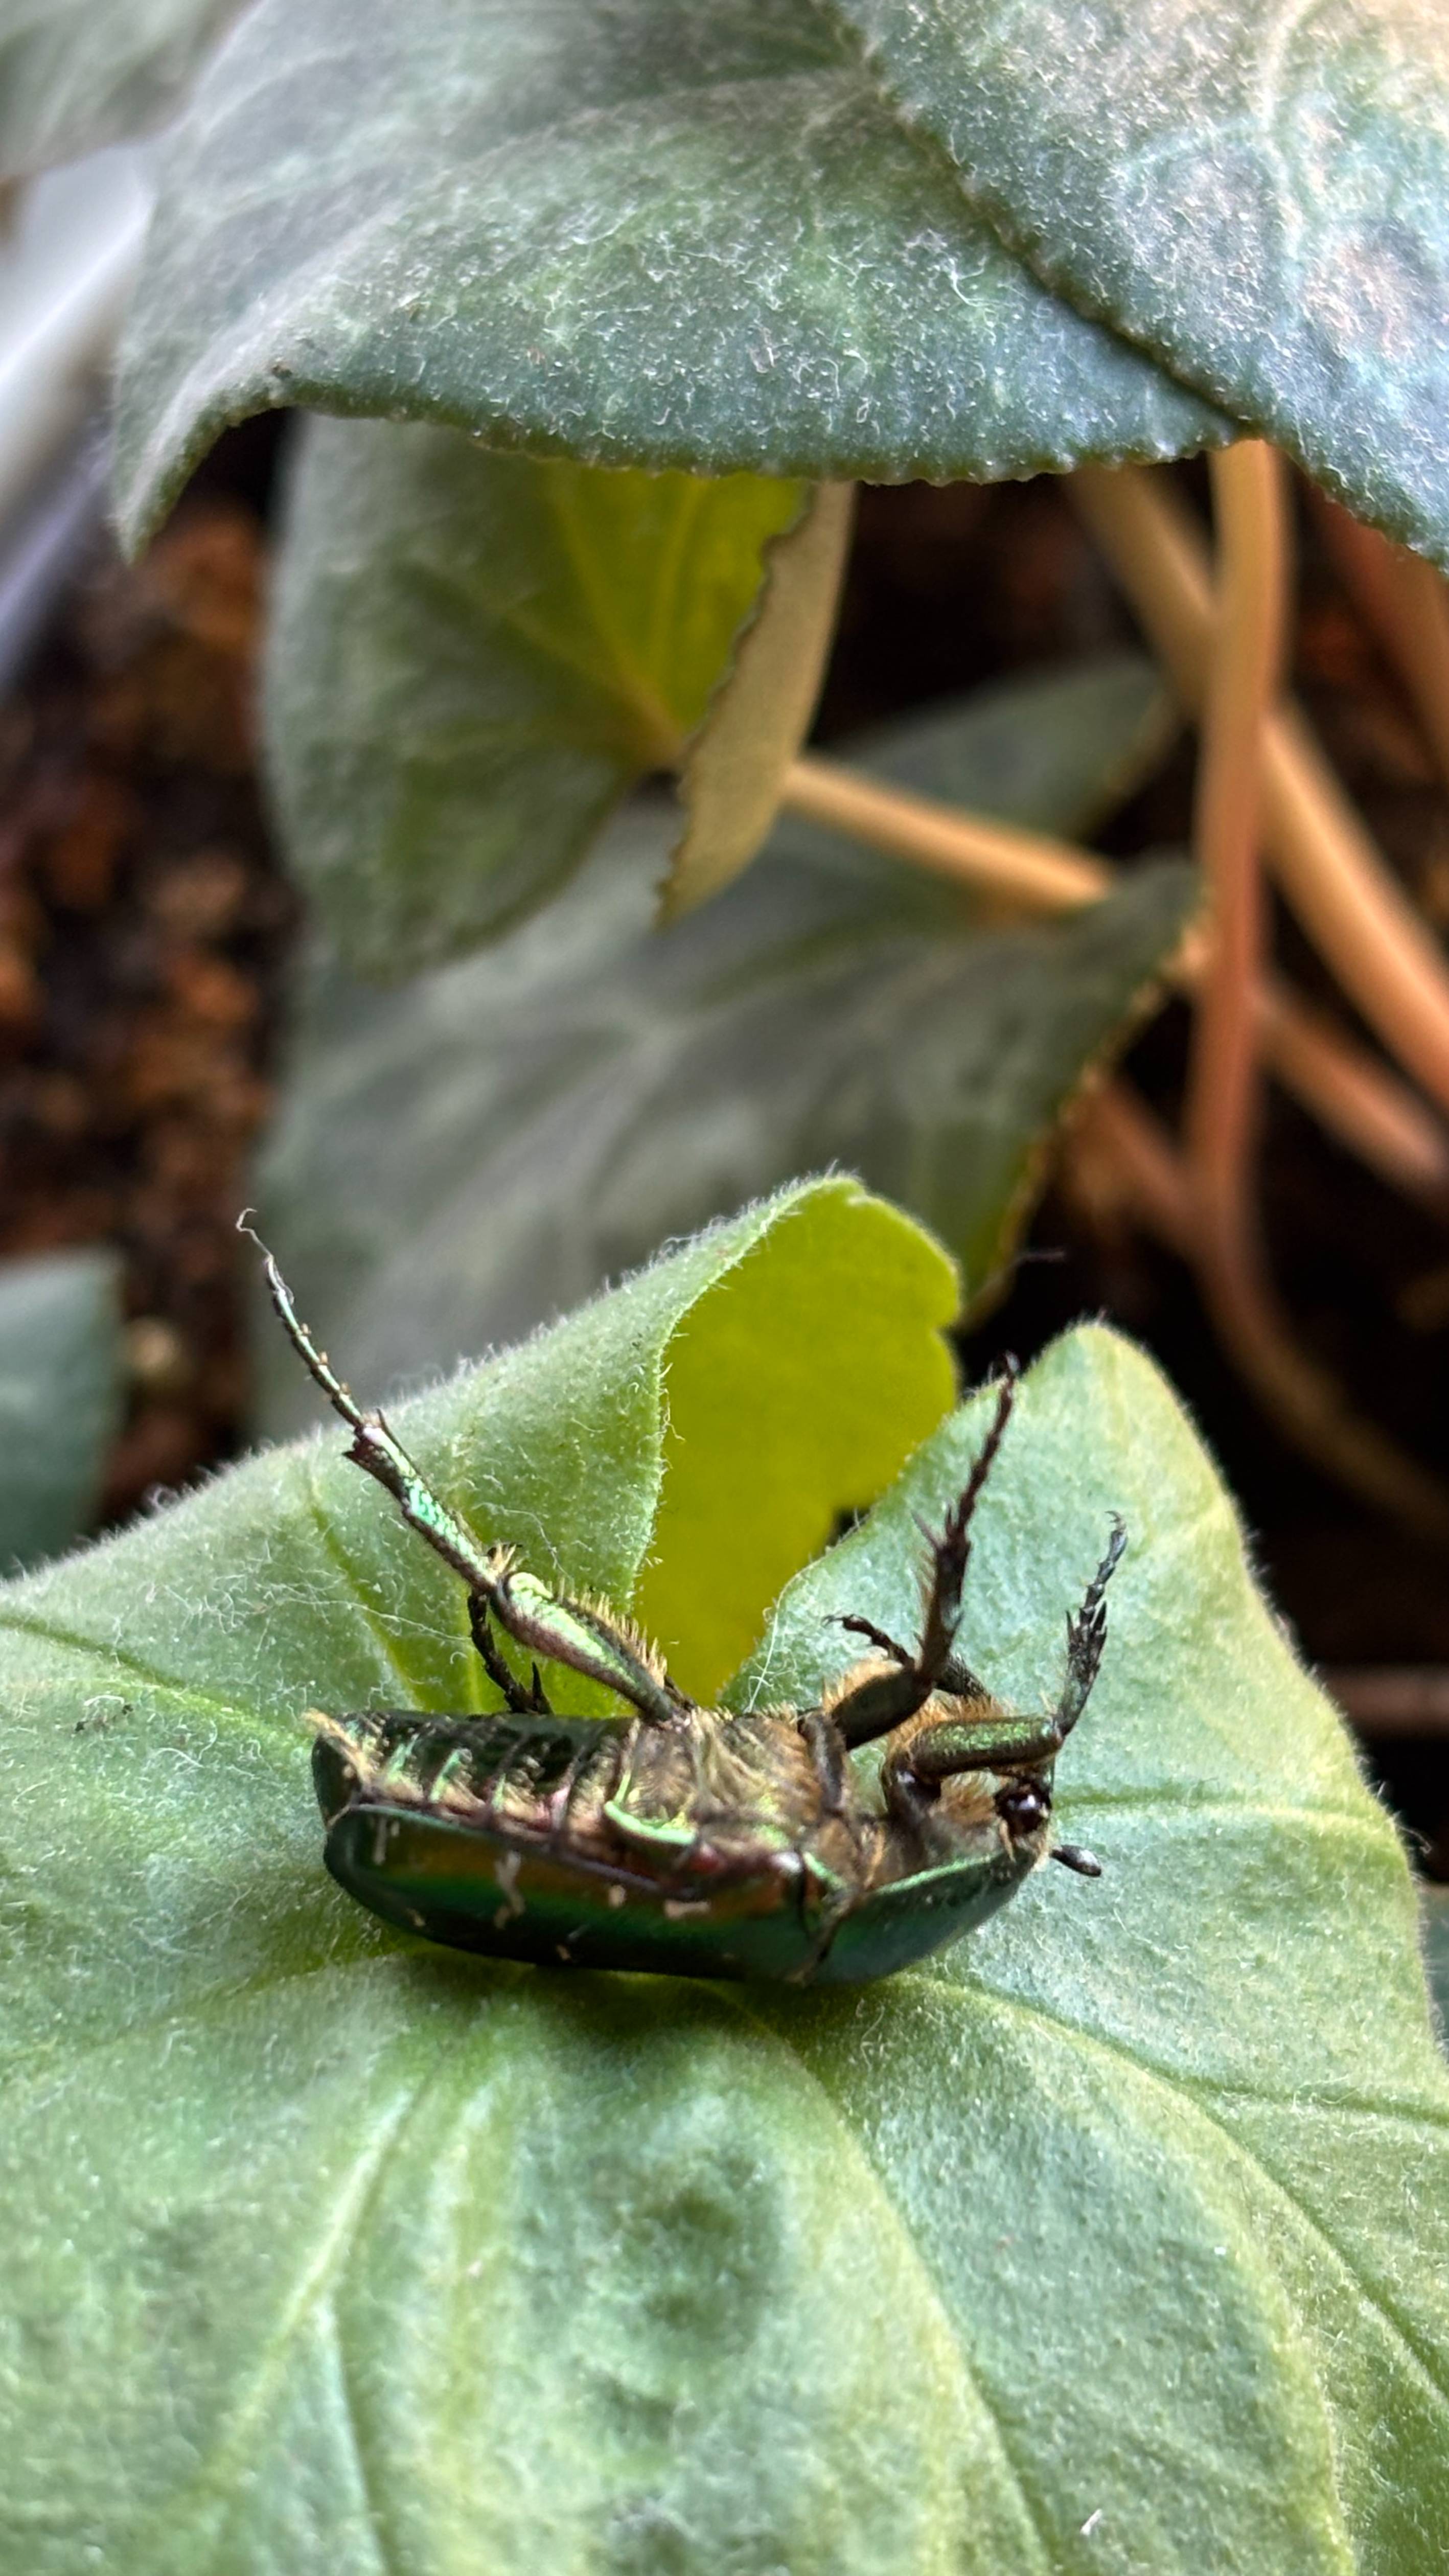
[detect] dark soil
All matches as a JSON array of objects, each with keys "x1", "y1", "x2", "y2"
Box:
[
  {"x1": 2, "y1": 424, "x2": 1444, "y2": 1868},
  {"x1": 0, "y1": 491, "x2": 294, "y2": 1517}
]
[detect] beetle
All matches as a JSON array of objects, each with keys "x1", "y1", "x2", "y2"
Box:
[{"x1": 258, "y1": 1241, "x2": 1124, "y2": 1984}]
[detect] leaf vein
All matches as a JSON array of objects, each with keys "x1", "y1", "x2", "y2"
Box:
[
  {"x1": 978, "y1": 1986, "x2": 1449, "y2": 2421},
  {"x1": 722, "y1": 1988, "x2": 1057, "y2": 2572}
]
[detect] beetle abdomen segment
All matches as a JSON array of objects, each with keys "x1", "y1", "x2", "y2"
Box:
[{"x1": 308, "y1": 1709, "x2": 625, "y2": 1838}]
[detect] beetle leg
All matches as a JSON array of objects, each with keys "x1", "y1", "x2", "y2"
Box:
[
  {"x1": 469, "y1": 1596, "x2": 554, "y2": 1716},
  {"x1": 482, "y1": 1560, "x2": 685, "y2": 1726},
  {"x1": 887, "y1": 1514, "x2": 1128, "y2": 1794},
  {"x1": 827, "y1": 1364, "x2": 1016, "y2": 1750},
  {"x1": 249, "y1": 1229, "x2": 684, "y2": 1724},
  {"x1": 1053, "y1": 1515, "x2": 1128, "y2": 1745},
  {"x1": 797, "y1": 1710, "x2": 848, "y2": 1816}
]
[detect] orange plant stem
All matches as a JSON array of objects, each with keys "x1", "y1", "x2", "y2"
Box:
[
  {"x1": 1310, "y1": 491, "x2": 1449, "y2": 798},
  {"x1": 1187, "y1": 440, "x2": 1284, "y2": 1261},
  {"x1": 1074, "y1": 464, "x2": 1449, "y2": 1120},
  {"x1": 781, "y1": 754, "x2": 1449, "y2": 1211},
  {"x1": 1183, "y1": 444, "x2": 1449, "y2": 1542}
]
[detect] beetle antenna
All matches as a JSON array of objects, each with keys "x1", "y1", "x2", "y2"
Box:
[{"x1": 1050, "y1": 1843, "x2": 1102, "y2": 1877}]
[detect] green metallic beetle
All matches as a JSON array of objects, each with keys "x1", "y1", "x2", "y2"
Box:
[{"x1": 261, "y1": 1243, "x2": 1124, "y2": 1985}]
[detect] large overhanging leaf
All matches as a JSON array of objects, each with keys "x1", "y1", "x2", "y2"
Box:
[
  {"x1": 0, "y1": 0, "x2": 244, "y2": 180},
  {"x1": 251, "y1": 656, "x2": 1191, "y2": 1436},
  {"x1": 265, "y1": 420, "x2": 818, "y2": 975},
  {"x1": 110, "y1": 0, "x2": 1226, "y2": 545},
  {"x1": 0, "y1": 1198, "x2": 1443, "y2": 2570},
  {"x1": 827, "y1": 0, "x2": 1449, "y2": 567},
  {"x1": 0, "y1": 1246, "x2": 122, "y2": 1571}
]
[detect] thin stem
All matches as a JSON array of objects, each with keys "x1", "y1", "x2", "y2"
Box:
[
  {"x1": 1072, "y1": 1081, "x2": 1198, "y2": 1257},
  {"x1": 1177, "y1": 446, "x2": 1449, "y2": 1543},
  {"x1": 1187, "y1": 439, "x2": 1284, "y2": 1272},
  {"x1": 1310, "y1": 490, "x2": 1449, "y2": 798},
  {"x1": 1077, "y1": 1088, "x2": 1449, "y2": 1546},
  {"x1": 780, "y1": 753, "x2": 1449, "y2": 1209},
  {"x1": 1074, "y1": 464, "x2": 1449, "y2": 1118},
  {"x1": 1251, "y1": 982, "x2": 1449, "y2": 1208},
  {"x1": 781, "y1": 755, "x2": 1106, "y2": 909}
]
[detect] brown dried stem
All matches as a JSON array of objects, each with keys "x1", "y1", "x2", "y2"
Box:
[
  {"x1": 1073, "y1": 464, "x2": 1449, "y2": 1119},
  {"x1": 780, "y1": 755, "x2": 1449, "y2": 1211},
  {"x1": 781, "y1": 755, "x2": 1105, "y2": 908},
  {"x1": 1310, "y1": 492, "x2": 1449, "y2": 798},
  {"x1": 1151, "y1": 441, "x2": 1449, "y2": 1544},
  {"x1": 1187, "y1": 440, "x2": 1284, "y2": 1274}
]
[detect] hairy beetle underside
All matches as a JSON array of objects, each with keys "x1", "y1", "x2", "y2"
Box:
[{"x1": 255, "y1": 1231, "x2": 1124, "y2": 1983}]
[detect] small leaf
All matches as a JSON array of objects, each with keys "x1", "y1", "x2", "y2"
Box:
[
  {"x1": 0, "y1": 0, "x2": 244, "y2": 180},
  {"x1": 0, "y1": 1249, "x2": 1444, "y2": 2568},
  {"x1": 827, "y1": 0, "x2": 1449, "y2": 566},
  {"x1": 264, "y1": 420, "x2": 806, "y2": 975},
  {"x1": 111, "y1": 0, "x2": 1227, "y2": 544},
  {"x1": 0, "y1": 1246, "x2": 122, "y2": 1570},
  {"x1": 252, "y1": 656, "x2": 1191, "y2": 1435},
  {"x1": 666, "y1": 481, "x2": 856, "y2": 922}
]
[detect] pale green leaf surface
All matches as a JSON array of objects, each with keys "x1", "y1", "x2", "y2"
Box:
[
  {"x1": 0, "y1": 0, "x2": 243, "y2": 180},
  {"x1": 0, "y1": 1245, "x2": 122, "y2": 1570},
  {"x1": 1, "y1": 1249, "x2": 1445, "y2": 2569},
  {"x1": 827, "y1": 0, "x2": 1449, "y2": 567},
  {"x1": 732, "y1": 1330, "x2": 1449, "y2": 2572},
  {"x1": 252, "y1": 660, "x2": 1192, "y2": 1436},
  {"x1": 0, "y1": 1182, "x2": 969, "y2": 2574},
  {"x1": 110, "y1": 0, "x2": 1228, "y2": 545},
  {"x1": 265, "y1": 421, "x2": 804, "y2": 976},
  {"x1": 667, "y1": 480, "x2": 857, "y2": 922}
]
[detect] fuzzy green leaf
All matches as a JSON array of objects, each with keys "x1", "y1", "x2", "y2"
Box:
[
  {"x1": 827, "y1": 0, "x2": 1449, "y2": 567},
  {"x1": 252, "y1": 658, "x2": 1190, "y2": 1436},
  {"x1": 1, "y1": 1231, "x2": 1444, "y2": 2569},
  {"x1": 0, "y1": 1246, "x2": 122, "y2": 1571},
  {"x1": 0, "y1": 0, "x2": 243, "y2": 179},
  {"x1": 111, "y1": 0, "x2": 1227, "y2": 545},
  {"x1": 726, "y1": 1329, "x2": 1449, "y2": 2572},
  {"x1": 264, "y1": 421, "x2": 809, "y2": 976}
]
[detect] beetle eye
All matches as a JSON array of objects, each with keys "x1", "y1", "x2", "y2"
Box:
[{"x1": 995, "y1": 1778, "x2": 1050, "y2": 1836}]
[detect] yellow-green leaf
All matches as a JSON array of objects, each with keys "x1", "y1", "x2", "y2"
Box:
[{"x1": 665, "y1": 481, "x2": 856, "y2": 922}]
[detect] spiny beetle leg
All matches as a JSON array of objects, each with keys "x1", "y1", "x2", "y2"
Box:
[
  {"x1": 246, "y1": 1218, "x2": 505, "y2": 1600},
  {"x1": 469, "y1": 1596, "x2": 554, "y2": 1716},
  {"x1": 829, "y1": 1362, "x2": 1017, "y2": 1751},
  {"x1": 485, "y1": 1561, "x2": 681, "y2": 1726},
  {"x1": 1055, "y1": 1515, "x2": 1128, "y2": 1743},
  {"x1": 245, "y1": 1221, "x2": 681, "y2": 1724},
  {"x1": 894, "y1": 1512, "x2": 1127, "y2": 1788}
]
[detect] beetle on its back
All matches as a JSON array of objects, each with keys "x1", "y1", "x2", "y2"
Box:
[{"x1": 254, "y1": 1234, "x2": 1124, "y2": 1984}]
